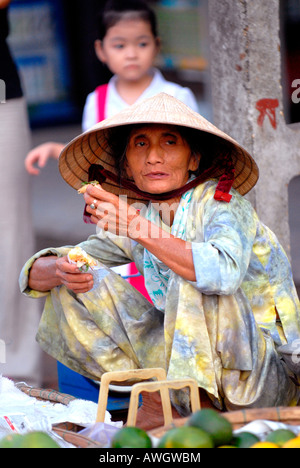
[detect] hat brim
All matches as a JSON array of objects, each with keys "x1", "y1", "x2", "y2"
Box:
[{"x1": 59, "y1": 93, "x2": 258, "y2": 204}]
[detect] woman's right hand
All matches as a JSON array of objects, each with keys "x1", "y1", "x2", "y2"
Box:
[
  {"x1": 55, "y1": 257, "x2": 94, "y2": 293},
  {"x1": 28, "y1": 255, "x2": 94, "y2": 294}
]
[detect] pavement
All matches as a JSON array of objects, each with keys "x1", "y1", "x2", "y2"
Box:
[{"x1": 29, "y1": 123, "x2": 300, "y2": 390}]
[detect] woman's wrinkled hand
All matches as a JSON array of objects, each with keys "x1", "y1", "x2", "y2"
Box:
[
  {"x1": 83, "y1": 184, "x2": 142, "y2": 238},
  {"x1": 28, "y1": 255, "x2": 94, "y2": 293},
  {"x1": 55, "y1": 256, "x2": 94, "y2": 293}
]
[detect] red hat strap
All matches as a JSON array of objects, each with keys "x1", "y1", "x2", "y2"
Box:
[{"x1": 213, "y1": 152, "x2": 235, "y2": 203}]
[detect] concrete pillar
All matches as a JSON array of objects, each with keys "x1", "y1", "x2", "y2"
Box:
[{"x1": 208, "y1": 0, "x2": 300, "y2": 258}]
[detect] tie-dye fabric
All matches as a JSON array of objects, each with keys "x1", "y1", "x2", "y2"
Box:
[
  {"x1": 143, "y1": 187, "x2": 194, "y2": 310},
  {"x1": 19, "y1": 180, "x2": 300, "y2": 411}
]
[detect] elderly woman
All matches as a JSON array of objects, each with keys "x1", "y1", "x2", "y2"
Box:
[{"x1": 20, "y1": 93, "x2": 300, "y2": 429}]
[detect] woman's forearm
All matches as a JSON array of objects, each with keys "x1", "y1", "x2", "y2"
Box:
[
  {"x1": 131, "y1": 218, "x2": 196, "y2": 282},
  {"x1": 28, "y1": 256, "x2": 61, "y2": 291}
]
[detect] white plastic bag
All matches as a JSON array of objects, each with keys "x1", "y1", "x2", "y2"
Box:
[{"x1": 78, "y1": 422, "x2": 122, "y2": 448}]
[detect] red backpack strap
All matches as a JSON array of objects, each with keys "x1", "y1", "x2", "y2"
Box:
[{"x1": 95, "y1": 83, "x2": 108, "y2": 122}]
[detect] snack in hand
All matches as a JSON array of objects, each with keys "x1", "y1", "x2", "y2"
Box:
[
  {"x1": 77, "y1": 180, "x2": 100, "y2": 194},
  {"x1": 68, "y1": 247, "x2": 98, "y2": 271}
]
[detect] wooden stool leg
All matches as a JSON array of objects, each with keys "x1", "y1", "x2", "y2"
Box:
[
  {"x1": 96, "y1": 368, "x2": 167, "y2": 423},
  {"x1": 126, "y1": 378, "x2": 200, "y2": 427},
  {"x1": 126, "y1": 382, "x2": 173, "y2": 427}
]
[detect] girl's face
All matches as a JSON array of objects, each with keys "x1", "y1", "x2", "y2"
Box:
[
  {"x1": 95, "y1": 19, "x2": 160, "y2": 85},
  {"x1": 125, "y1": 124, "x2": 199, "y2": 196}
]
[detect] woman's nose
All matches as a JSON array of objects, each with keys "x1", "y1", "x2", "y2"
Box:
[{"x1": 146, "y1": 145, "x2": 164, "y2": 164}]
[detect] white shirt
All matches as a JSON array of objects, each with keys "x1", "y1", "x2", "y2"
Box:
[{"x1": 82, "y1": 68, "x2": 199, "y2": 131}]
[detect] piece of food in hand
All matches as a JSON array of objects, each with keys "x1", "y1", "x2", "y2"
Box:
[
  {"x1": 68, "y1": 247, "x2": 98, "y2": 271},
  {"x1": 77, "y1": 180, "x2": 100, "y2": 194}
]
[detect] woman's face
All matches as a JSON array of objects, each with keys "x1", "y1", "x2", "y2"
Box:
[{"x1": 125, "y1": 124, "x2": 199, "y2": 195}]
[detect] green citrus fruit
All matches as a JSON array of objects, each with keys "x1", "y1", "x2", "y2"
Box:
[
  {"x1": 0, "y1": 434, "x2": 24, "y2": 448},
  {"x1": 265, "y1": 429, "x2": 296, "y2": 447},
  {"x1": 0, "y1": 431, "x2": 60, "y2": 448},
  {"x1": 186, "y1": 408, "x2": 233, "y2": 447},
  {"x1": 111, "y1": 426, "x2": 152, "y2": 448},
  {"x1": 157, "y1": 426, "x2": 214, "y2": 448},
  {"x1": 20, "y1": 431, "x2": 60, "y2": 448},
  {"x1": 231, "y1": 431, "x2": 260, "y2": 448}
]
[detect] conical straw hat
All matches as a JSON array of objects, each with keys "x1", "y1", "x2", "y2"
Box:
[{"x1": 59, "y1": 92, "x2": 258, "y2": 204}]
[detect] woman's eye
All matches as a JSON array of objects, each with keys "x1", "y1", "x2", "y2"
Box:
[
  {"x1": 139, "y1": 41, "x2": 148, "y2": 48},
  {"x1": 114, "y1": 44, "x2": 124, "y2": 49},
  {"x1": 136, "y1": 141, "x2": 146, "y2": 147}
]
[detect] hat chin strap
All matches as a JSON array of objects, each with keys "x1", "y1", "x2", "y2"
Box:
[{"x1": 88, "y1": 162, "x2": 235, "y2": 203}]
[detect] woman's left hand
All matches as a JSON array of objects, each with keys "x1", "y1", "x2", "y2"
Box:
[
  {"x1": 83, "y1": 184, "x2": 196, "y2": 281},
  {"x1": 83, "y1": 184, "x2": 142, "y2": 237}
]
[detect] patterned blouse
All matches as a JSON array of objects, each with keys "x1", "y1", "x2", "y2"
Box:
[{"x1": 19, "y1": 180, "x2": 300, "y2": 412}]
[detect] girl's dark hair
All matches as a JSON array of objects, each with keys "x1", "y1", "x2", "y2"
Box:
[
  {"x1": 97, "y1": 0, "x2": 158, "y2": 40},
  {"x1": 103, "y1": 124, "x2": 225, "y2": 181}
]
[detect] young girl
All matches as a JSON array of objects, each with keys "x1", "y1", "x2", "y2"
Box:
[{"x1": 25, "y1": 0, "x2": 199, "y2": 174}]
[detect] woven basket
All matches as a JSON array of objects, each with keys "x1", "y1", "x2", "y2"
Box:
[
  {"x1": 16, "y1": 384, "x2": 102, "y2": 448},
  {"x1": 149, "y1": 406, "x2": 300, "y2": 439}
]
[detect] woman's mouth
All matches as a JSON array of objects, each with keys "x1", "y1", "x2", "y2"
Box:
[{"x1": 144, "y1": 172, "x2": 169, "y2": 179}]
